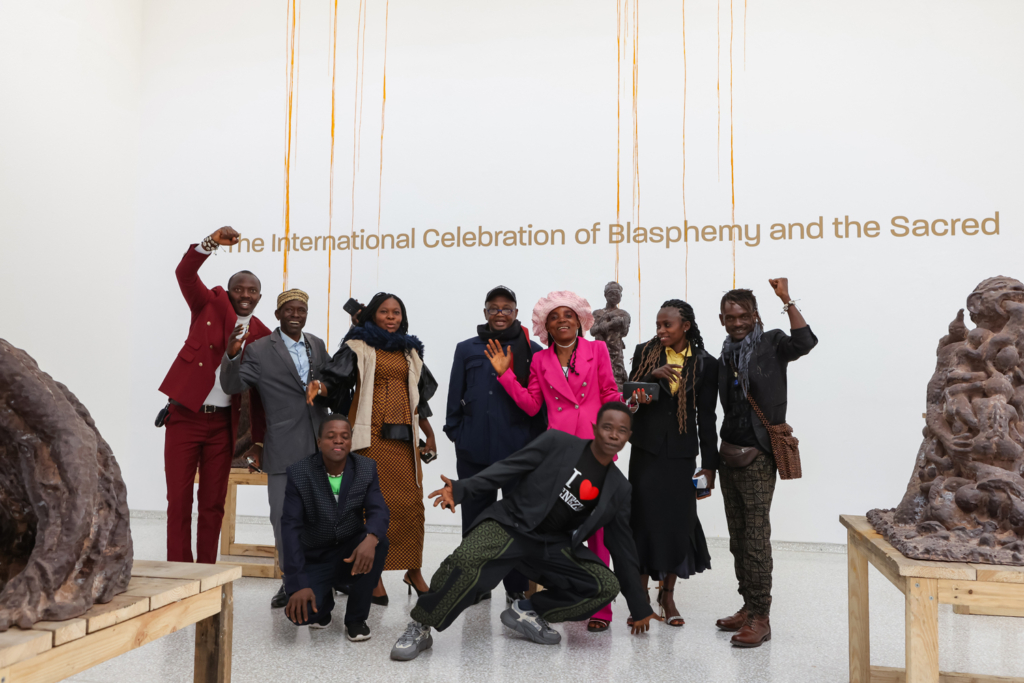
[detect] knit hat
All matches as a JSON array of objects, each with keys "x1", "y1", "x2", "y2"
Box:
[
  {"x1": 531, "y1": 290, "x2": 594, "y2": 343},
  {"x1": 277, "y1": 289, "x2": 309, "y2": 309}
]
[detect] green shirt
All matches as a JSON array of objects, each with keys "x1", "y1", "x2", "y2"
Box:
[{"x1": 328, "y1": 473, "x2": 343, "y2": 497}]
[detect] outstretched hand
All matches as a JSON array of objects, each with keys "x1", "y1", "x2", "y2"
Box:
[
  {"x1": 630, "y1": 612, "x2": 664, "y2": 635},
  {"x1": 484, "y1": 339, "x2": 513, "y2": 377},
  {"x1": 211, "y1": 226, "x2": 241, "y2": 246},
  {"x1": 428, "y1": 475, "x2": 457, "y2": 513}
]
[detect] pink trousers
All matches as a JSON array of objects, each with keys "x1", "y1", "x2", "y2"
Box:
[{"x1": 586, "y1": 528, "x2": 613, "y2": 622}]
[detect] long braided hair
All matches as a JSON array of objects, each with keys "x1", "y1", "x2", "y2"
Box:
[{"x1": 630, "y1": 299, "x2": 705, "y2": 434}]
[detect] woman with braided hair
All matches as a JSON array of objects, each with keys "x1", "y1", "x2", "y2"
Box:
[
  {"x1": 626, "y1": 299, "x2": 720, "y2": 627},
  {"x1": 485, "y1": 290, "x2": 622, "y2": 632}
]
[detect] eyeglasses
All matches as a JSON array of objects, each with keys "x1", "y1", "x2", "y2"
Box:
[{"x1": 485, "y1": 307, "x2": 515, "y2": 316}]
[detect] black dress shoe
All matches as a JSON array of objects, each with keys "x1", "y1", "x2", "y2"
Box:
[
  {"x1": 472, "y1": 591, "x2": 492, "y2": 605},
  {"x1": 271, "y1": 582, "x2": 288, "y2": 609}
]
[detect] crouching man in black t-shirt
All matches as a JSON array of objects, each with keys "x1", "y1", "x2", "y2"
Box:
[{"x1": 390, "y1": 402, "x2": 662, "y2": 661}]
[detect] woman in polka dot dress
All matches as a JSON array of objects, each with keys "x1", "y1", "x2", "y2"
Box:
[{"x1": 312, "y1": 293, "x2": 438, "y2": 602}]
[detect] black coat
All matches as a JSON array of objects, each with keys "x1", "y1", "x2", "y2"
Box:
[
  {"x1": 281, "y1": 452, "x2": 389, "y2": 594},
  {"x1": 451, "y1": 429, "x2": 654, "y2": 621},
  {"x1": 718, "y1": 326, "x2": 818, "y2": 454},
  {"x1": 628, "y1": 344, "x2": 720, "y2": 470},
  {"x1": 443, "y1": 335, "x2": 546, "y2": 465}
]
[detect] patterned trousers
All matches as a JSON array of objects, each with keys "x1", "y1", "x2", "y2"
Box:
[
  {"x1": 718, "y1": 450, "x2": 777, "y2": 616},
  {"x1": 411, "y1": 520, "x2": 619, "y2": 631}
]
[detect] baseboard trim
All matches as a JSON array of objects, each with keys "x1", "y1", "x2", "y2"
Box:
[{"x1": 129, "y1": 509, "x2": 845, "y2": 552}]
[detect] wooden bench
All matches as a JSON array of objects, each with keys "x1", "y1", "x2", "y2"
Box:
[
  {"x1": 195, "y1": 467, "x2": 280, "y2": 579},
  {"x1": 0, "y1": 560, "x2": 240, "y2": 683},
  {"x1": 842, "y1": 514, "x2": 1024, "y2": 683}
]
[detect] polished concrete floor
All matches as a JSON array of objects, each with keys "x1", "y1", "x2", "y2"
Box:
[{"x1": 66, "y1": 516, "x2": 1024, "y2": 683}]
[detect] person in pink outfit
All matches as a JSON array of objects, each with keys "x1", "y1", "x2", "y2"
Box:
[{"x1": 485, "y1": 290, "x2": 623, "y2": 632}]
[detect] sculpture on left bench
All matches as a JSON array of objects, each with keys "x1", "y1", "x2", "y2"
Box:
[{"x1": 0, "y1": 339, "x2": 133, "y2": 630}]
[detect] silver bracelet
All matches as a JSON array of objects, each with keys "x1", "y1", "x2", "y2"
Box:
[{"x1": 782, "y1": 299, "x2": 799, "y2": 313}]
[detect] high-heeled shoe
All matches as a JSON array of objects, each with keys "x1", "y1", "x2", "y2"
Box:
[
  {"x1": 403, "y1": 572, "x2": 427, "y2": 597},
  {"x1": 658, "y1": 587, "x2": 684, "y2": 626},
  {"x1": 371, "y1": 591, "x2": 389, "y2": 606}
]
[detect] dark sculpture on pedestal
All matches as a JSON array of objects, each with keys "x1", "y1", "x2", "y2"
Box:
[
  {"x1": 591, "y1": 281, "x2": 631, "y2": 391},
  {"x1": 869, "y1": 277, "x2": 1024, "y2": 565},
  {"x1": 0, "y1": 339, "x2": 133, "y2": 630}
]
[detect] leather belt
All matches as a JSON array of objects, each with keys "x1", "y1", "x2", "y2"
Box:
[{"x1": 170, "y1": 400, "x2": 229, "y2": 414}]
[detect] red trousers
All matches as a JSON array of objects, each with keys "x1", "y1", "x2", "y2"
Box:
[{"x1": 163, "y1": 403, "x2": 233, "y2": 564}]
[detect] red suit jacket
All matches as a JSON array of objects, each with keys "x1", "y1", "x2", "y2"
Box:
[{"x1": 159, "y1": 245, "x2": 271, "y2": 446}]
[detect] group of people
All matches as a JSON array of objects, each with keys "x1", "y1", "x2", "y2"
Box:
[{"x1": 158, "y1": 226, "x2": 817, "y2": 656}]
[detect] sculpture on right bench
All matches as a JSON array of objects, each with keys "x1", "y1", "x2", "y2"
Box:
[{"x1": 869, "y1": 276, "x2": 1024, "y2": 565}]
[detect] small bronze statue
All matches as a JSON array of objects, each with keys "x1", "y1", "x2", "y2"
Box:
[
  {"x1": 0, "y1": 340, "x2": 133, "y2": 630},
  {"x1": 591, "y1": 281, "x2": 631, "y2": 391},
  {"x1": 869, "y1": 277, "x2": 1024, "y2": 565}
]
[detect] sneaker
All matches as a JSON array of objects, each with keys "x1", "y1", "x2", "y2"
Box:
[
  {"x1": 500, "y1": 600, "x2": 561, "y2": 645},
  {"x1": 346, "y1": 621, "x2": 371, "y2": 642},
  {"x1": 505, "y1": 591, "x2": 526, "y2": 607},
  {"x1": 390, "y1": 621, "x2": 433, "y2": 661},
  {"x1": 309, "y1": 614, "x2": 332, "y2": 630}
]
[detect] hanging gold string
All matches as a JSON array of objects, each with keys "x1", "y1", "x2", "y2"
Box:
[
  {"x1": 325, "y1": 0, "x2": 339, "y2": 346},
  {"x1": 375, "y1": 0, "x2": 390, "y2": 281},
  {"x1": 281, "y1": 0, "x2": 301, "y2": 291}
]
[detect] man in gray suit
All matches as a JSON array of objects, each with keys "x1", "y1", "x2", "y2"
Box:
[{"x1": 221, "y1": 288, "x2": 330, "y2": 608}]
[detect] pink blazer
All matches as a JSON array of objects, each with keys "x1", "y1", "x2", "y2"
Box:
[{"x1": 496, "y1": 337, "x2": 622, "y2": 439}]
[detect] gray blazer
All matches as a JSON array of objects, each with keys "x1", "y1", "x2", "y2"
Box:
[{"x1": 220, "y1": 329, "x2": 330, "y2": 474}]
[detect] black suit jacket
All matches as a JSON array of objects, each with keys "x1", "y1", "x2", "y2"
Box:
[
  {"x1": 451, "y1": 429, "x2": 654, "y2": 620},
  {"x1": 628, "y1": 344, "x2": 720, "y2": 469},
  {"x1": 718, "y1": 326, "x2": 818, "y2": 454},
  {"x1": 281, "y1": 452, "x2": 389, "y2": 594}
]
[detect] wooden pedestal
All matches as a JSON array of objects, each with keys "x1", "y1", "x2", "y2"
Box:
[
  {"x1": 0, "y1": 561, "x2": 240, "y2": 683},
  {"x1": 842, "y1": 514, "x2": 1024, "y2": 683},
  {"x1": 196, "y1": 468, "x2": 280, "y2": 579}
]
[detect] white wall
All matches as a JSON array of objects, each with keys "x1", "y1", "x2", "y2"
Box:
[
  {"x1": 4, "y1": 0, "x2": 1023, "y2": 546},
  {"x1": 0, "y1": 1, "x2": 141, "y2": 464}
]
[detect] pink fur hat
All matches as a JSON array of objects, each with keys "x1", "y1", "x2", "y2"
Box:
[{"x1": 531, "y1": 290, "x2": 595, "y2": 343}]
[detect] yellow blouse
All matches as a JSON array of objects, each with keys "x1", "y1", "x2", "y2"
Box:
[{"x1": 664, "y1": 344, "x2": 692, "y2": 395}]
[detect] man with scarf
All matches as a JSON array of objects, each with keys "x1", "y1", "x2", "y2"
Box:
[
  {"x1": 716, "y1": 278, "x2": 817, "y2": 648},
  {"x1": 443, "y1": 286, "x2": 546, "y2": 605}
]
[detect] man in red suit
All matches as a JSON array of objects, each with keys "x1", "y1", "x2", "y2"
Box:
[{"x1": 158, "y1": 227, "x2": 272, "y2": 564}]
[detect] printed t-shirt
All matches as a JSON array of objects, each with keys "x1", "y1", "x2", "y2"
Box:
[{"x1": 535, "y1": 443, "x2": 609, "y2": 536}]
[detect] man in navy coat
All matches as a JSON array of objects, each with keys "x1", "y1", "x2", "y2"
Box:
[{"x1": 443, "y1": 286, "x2": 545, "y2": 604}]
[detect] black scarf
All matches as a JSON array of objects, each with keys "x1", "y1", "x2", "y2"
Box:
[
  {"x1": 344, "y1": 321, "x2": 425, "y2": 359},
  {"x1": 477, "y1": 320, "x2": 532, "y2": 388},
  {"x1": 721, "y1": 322, "x2": 762, "y2": 396}
]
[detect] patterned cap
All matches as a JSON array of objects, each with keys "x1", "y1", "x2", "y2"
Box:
[{"x1": 277, "y1": 289, "x2": 309, "y2": 309}]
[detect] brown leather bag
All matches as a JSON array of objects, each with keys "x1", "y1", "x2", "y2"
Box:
[
  {"x1": 747, "y1": 394, "x2": 802, "y2": 480},
  {"x1": 719, "y1": 441, "x2": 762, "y2": 469}
]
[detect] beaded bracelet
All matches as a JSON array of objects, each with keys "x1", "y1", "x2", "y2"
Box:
[{"x1": 201, "y1": 235, "x2": 219, "y2": 252}]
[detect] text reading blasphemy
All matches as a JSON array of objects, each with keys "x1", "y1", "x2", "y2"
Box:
[{"x1": 225, "y1": 213, "x2": 1002, "y2": 254}]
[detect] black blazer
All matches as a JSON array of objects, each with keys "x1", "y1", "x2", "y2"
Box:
[
  {"x1": 718, "y1": 326, "x2": 818, "y2": 454},
  {"x1": 628, "y1": 344, "x2": 720, "y2": 470},
  {"x1": 451, "y1": 429, "x2": 654, "y2": 621},
  {"x1": 281, "y1": 452, "x2": 389, "y2": 595}
]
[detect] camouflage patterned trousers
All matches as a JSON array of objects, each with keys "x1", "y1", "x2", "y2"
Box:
[{"x1": 719, "y1": 451, "x2": 777, "y2": 616}]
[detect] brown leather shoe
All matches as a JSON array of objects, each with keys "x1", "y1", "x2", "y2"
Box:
[
  {"x1": 730, "y1": 614, "x2": 770, "y2": 648},
  {"x1": 715, "y1": 606, "x2": 749, "y2": 632}
]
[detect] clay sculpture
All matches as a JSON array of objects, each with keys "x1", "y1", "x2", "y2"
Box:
[
  {"x1": 869, "y1": 277, "x2": 1024, "y2": 564},
  {"x1": 591, "y1": 281, "x2": 631, "y2": 391},
  {"x1": 0, "y1": 339, "x2": 133, "y2": 630}
]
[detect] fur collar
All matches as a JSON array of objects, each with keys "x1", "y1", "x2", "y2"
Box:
[{"x1": 344, "y1": 321, "x2": 425, "y2": 359}]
